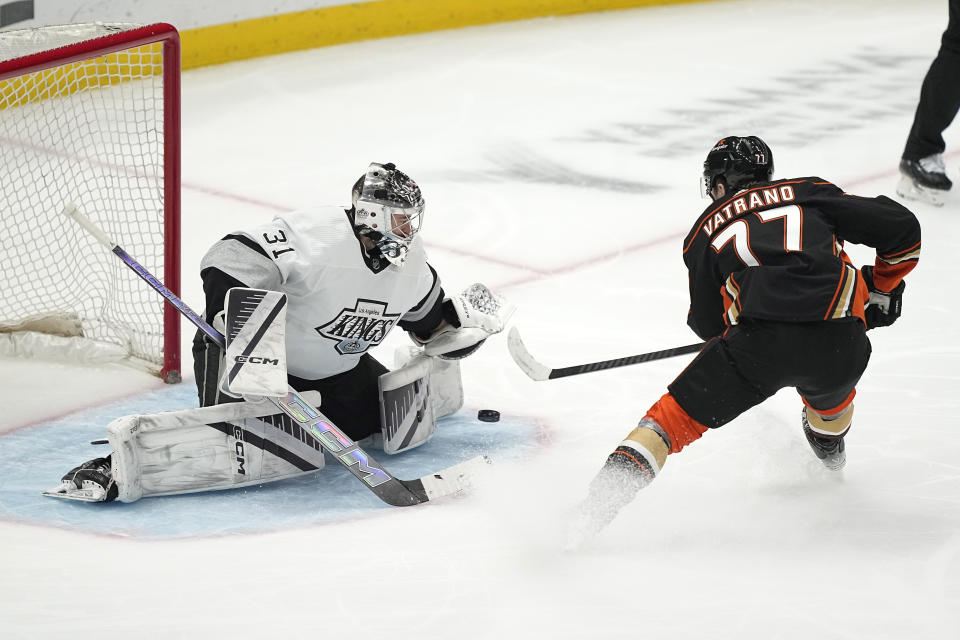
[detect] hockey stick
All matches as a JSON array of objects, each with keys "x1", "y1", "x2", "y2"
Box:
[
  {"x1": 61, "y1": 203, "x2": 488, "y2": 506},
  {"x1": 507, "y1": 326, "x2": 704, "y2": 381}
]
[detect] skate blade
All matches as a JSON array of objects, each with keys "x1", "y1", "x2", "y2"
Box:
[
  {"x1": 896, "y1": 175, "x2": 946, "y2": 207},
  {"x1": 42, "y1": 482, "x2": 107, "y2": 503}
]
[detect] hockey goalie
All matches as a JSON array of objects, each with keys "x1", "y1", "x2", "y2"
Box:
[{"x1": 46, "y1": 162, "x2": 514, "y2": 503}]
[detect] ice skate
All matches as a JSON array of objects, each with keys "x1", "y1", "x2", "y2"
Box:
[
  {"x1": 896, "y1": 155, "x2": 952, "y2": 207},
  {"x1": 44, "y1": 456, "x2": 118, "y2": 502},
  {"x1": 802, "y1": 408, "x2": 846, "y2": 471}
]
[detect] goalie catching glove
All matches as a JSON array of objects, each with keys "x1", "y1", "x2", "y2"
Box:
[{"x1": 411, "y1": 283, "x2": 515, "y2": 359}]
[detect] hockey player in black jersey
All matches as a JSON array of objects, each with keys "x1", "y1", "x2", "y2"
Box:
[{"x1": 573, "y1": 136, "x2": 921, "y2": 540}]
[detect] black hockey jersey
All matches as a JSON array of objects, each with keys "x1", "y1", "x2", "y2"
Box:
[{"x1": 682, "y1": 177, "x2": 921, "y2": 341}]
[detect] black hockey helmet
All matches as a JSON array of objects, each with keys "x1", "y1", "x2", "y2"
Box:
[{"x1": 701, "y1": 136, "x2": 774, "y2": 198}]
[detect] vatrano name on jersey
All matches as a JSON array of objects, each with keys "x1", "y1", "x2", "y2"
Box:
[{"x1": 701, "y1": 184, "x2": 797, "y2": 237}]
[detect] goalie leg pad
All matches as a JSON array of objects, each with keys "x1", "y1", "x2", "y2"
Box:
[
  {"x1": 394, "y1": 346, "x2": 464, "y2": 418},
  {"x1": 428, "y1": 357, "x2": 464, "y2": 418},
  {"x1": 379, "y1": 355, "x2": 438, "y2": 455},
  {"x1": 109, "y1": 392, "x2": 325, "y2": 502}
]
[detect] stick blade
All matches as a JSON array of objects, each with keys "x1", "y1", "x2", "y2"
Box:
[
  {"x1": 412, "y1": 455, "x2": 492, "y2": 501},
  {"x1": 507, "y1": 326, "x2": 551, "y2": 381}
]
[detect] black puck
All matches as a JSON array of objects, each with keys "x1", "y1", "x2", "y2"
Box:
[{"x1": 478, "y1": 409, "x2": 500, "y2": 423}]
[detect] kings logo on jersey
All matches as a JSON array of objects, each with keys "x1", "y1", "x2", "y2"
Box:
[{"x1": 316, "y1": 299, "x2": 400, "y2": 355}]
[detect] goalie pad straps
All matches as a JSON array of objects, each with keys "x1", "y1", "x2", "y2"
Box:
[
  {"x1": 378, "y1": 355, "x2": 437, "y2": 455},
  {"x1": 108, "y1": 392, "x2": 326, "y2": 502},
  {"x1": 221, "y1": 288, "x2": 289, "y2": 398}
]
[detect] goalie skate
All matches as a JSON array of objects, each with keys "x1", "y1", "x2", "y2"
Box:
[
  {"x1": 43, "y1": 483, "x2": 110, "y2": 503},
  {"x1": 43, "y1": 457, "x2": 117, "y2": 502}
]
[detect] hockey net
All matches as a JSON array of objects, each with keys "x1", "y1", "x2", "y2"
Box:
[{"x1": 0, "y1": 23, "x2": 181, "y2": 381}]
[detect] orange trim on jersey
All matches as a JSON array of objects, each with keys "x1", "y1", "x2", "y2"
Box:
[
  {"x1": 828, "y1": 261, "x2": 868, "y2": 324},
  {"x1": 645, "y1": 393, "x2": 708, "y2": 454},
  {"x1": 824, "y1": 261, "x2": 850, "y2": 320},
  {"x1": 873, "y1": 259, "x2": 918, "y2": 293},
  {"x1": 850, "y1": 273, "x2": 869, "y2": 324},
  {"x1": 881, "y1": 240, "x2": 921, "y2": 261},
  {"x1": 720, "y1": 275, "x2": 741, "y2": 327},
  {"x1": 802, "y1": 389, "x2": 856, "y2": 416},
  {"x1": 873, "y1": 240, "x2": 920, "y2": 291}
]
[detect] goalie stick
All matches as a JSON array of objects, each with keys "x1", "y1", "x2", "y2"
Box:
[
  {"x1": 61, "y1": 203, "x2": 488, "y2": 507},
  {"x1": 507, "y1": 326, "x2": 704, "y2": 381}
]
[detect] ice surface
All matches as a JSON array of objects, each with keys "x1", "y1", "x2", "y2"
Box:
[{"x1": 1, "y1": 0, "x2": 958, "y2": 637}]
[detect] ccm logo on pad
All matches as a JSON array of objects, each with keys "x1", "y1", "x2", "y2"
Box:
[{"x1": 233, "y1": 355, "x2": 279, "y2": 365}]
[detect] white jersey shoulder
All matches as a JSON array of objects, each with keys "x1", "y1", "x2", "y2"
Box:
[{"x1": 234, "y1": 206, "x2": 439, "y2": 379}]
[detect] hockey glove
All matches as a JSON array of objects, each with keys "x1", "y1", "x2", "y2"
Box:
[
  {"x1": 860, "y1": 266, "x2": 905, "y2": 330},
  {"x1": 411, "y1": 283, "x2": 515, "y2": 359}
]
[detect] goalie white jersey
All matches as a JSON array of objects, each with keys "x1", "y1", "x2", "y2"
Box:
[{"x1": 200, "y1": 206, "x2": 442, "y2": 380}]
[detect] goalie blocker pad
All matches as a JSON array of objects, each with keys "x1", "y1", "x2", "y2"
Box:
[
  {"x1": 108, "y1": 392, "x2": 325, "y2": 502},
  {"x1": 221, "y1": 287, "x2": 288, "y2": 398}
]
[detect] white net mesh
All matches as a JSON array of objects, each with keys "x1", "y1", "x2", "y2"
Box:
[{"x1": 0, "y1": 23, "x2": 173, "y2": 374}]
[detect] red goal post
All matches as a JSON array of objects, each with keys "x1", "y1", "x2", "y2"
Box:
[{"x1": 0, "y1": 23, "x2": 181, "y2": 382}]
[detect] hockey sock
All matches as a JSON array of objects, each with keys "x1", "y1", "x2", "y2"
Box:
[
  {"x1": 803, "y1": 403, "x2": 853, "y2": 438},
  {"x1": 645, "y1": 392, "x2": 708, "y2": 453},
  {"x1": 612, "y1": 418, "x2": 671, "y2": 481}
]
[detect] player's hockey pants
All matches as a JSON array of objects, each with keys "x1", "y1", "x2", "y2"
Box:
[{"x1": 666, "y1": 318, "x2": 871, "y2": 430}]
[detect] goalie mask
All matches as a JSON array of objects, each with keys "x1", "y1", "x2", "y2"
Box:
[
  {"x1": 701, "y1": 136, "x2": 774, "y2": 199},
  {"x1": 351, "y1": 162, "x2": 425, "y2": 266}
]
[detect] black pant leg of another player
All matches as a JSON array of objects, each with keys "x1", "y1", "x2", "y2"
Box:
[
  {"x1": 902, "y1": 5, "x2": 960, "y2": 160},
  {"x1": 191, "y1": 328, "x2": 240, "y2": 407},
  {"x1": 289, "y1": 354, "x2": 389, "y2": 442}
]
